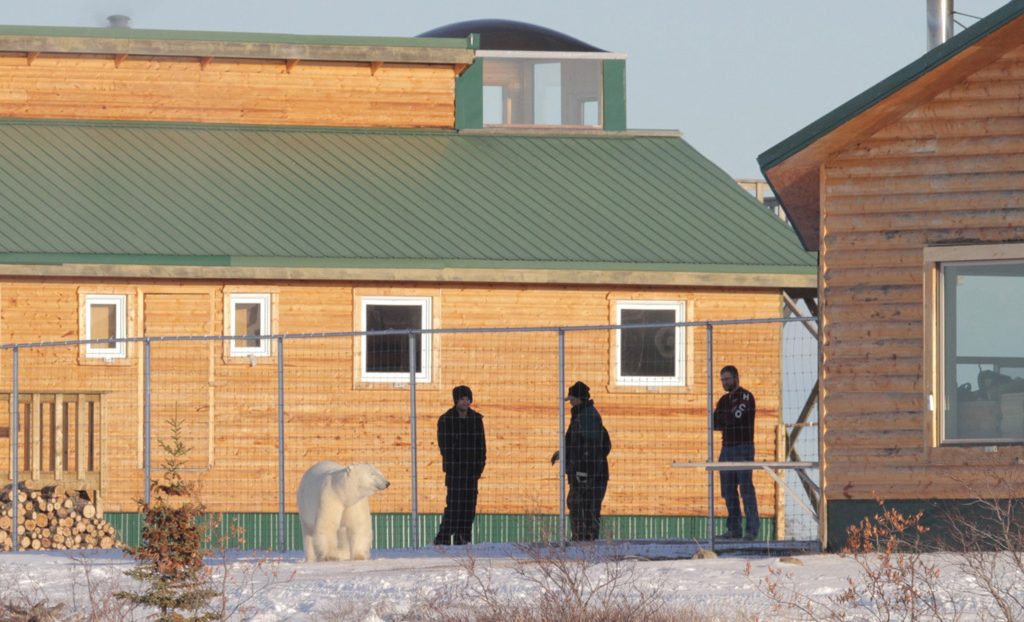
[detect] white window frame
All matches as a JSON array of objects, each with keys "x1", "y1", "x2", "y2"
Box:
[
  {"x1": 615, "y1": 301, "x2": 685, "y2": 386},
  {"x1": 228, "y1": 293, "x2": 272, "y2": 358},
  {"x1": 84, "y1": 294, "x2": 127, "y2": 359},
  {"x1": 360, "y1": 296, "x2": 432, "y2": 383}
]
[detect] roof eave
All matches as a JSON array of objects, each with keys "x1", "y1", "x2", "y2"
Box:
[
  {"x1": 0, "y1": 32, "x2": 475, "y2": 65},
  {"x1": 0, "y1": 260, "x2": 816, "y2": 289},
  {"x1": 758, "y1": 2, "x2": 1024, "y2": 252}
]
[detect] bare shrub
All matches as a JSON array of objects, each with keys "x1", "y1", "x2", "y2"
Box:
[
  {"x1": 68, "y1": 553, "x2": 143, "y2": 621},
  {"x1": 203, "y1": 515, "x2": 296, "y2": 621},
  {"x1": 404, "y1": 541, "x2": 713, "y2": 622},
  {"x1": 942, "y1": 478, "x2": 1024, "y2": 621},
  {"x1": 0, "y1": 575, "x2": 65, "y2": 621},
  {"x1": 755, "y1": 500, "x2": 963, "y2": 621}
]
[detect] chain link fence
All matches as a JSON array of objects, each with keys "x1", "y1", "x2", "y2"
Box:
[{"x1": 0, "y1": 316, "x2": 819, "y2": 552}]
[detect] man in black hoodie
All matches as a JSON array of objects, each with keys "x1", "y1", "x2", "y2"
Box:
[
  {"x1": 434, "y1": 385, "x2": 486, "y2": 546},
  {"x1": 551, "y1": 381, "x2": 611, "y2": 541},
  {"x1": 713, "y1": 365, "x2": 759, "y2": 540}
]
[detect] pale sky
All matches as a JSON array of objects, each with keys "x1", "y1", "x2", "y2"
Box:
[{"x1": 0, "y1": 0, "x2": 1011, "y2": 178}]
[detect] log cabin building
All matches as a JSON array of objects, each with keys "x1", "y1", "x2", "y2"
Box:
[
  {"x1": 761, "y1": 0, "x2": 1024, "y2": 549},
  {"x1": 0, "y1": 19, "x2": 816, "y2": 546}
]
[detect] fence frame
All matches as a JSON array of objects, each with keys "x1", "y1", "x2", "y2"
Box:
[{"x1": 1, "y1": 315, "x2": 820, "y2": 553}]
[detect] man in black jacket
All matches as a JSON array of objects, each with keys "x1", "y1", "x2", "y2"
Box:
[
  {"x1": 552, "y1": 381, "x2": 611, "y2": 541},
  {"x1": 434, "y1": 385, "x2": 486, "y2": 545},
  {"x1": 713, "y1": 365, "x2": 759, "y2": 540}
]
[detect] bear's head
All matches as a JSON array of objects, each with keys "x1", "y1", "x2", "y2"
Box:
[{"x1": 349, "y1": 463, "x2": 391, "y2": 497}]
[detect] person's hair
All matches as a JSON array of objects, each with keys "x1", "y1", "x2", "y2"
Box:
[
  {"x1": 452, "y1": 385, "x2": 473, "y2": 404},
  {"x1": 720, "y1": 365, "x2": 739, "y2": 378}
]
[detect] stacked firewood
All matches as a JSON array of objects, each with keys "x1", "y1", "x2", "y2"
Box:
[{"x1": 0, "y1": 484, "x2": 118, "y2": 551}]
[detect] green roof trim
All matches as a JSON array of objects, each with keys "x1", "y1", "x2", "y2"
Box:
[
  {"x1": 0, "y1": 119, "x2": 814, "y2": 277},
  {"x1": 0, "y1": 24, "x2": 472, "y2": 49},
  {"x1": 758, "y1": 0, "x2": 1024, "y2": 172},
  {"x1": 602, "y1": 59, "x2": 627, "y2": 132},
  {"x1": 0, "y1": 253, "x2": 814, "y2": 275},
  {"x1": 455, "y1": 61, "x2": 484, "y2": 130}
]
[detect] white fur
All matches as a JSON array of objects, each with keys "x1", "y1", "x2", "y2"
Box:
[{"x1": 297, "y1": 461, "x2": 390, "y2": 562}]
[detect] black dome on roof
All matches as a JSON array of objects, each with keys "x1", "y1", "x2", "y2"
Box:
[{"x1": 418, "y1": 19, "x2": 605, "y2": 52}]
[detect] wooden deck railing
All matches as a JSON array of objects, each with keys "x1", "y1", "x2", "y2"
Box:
[{"x1": 0, "y1": 393, "x2": 103, "y2": 493}]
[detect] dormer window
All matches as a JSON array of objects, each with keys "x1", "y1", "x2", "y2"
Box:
[{"x1": 480, "y1": 54, "x2": 604, "y2": 127}]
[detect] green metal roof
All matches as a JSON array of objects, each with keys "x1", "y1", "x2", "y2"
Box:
[
  {"x1": 0, "y1": 24, "x2": 472, "y2": 49},
  {"x1": 758, "y1": 0, "x2": 1024, "y2": 172},
  {"x1": 0, "y1": 119, "x2": 814, "y2": 276}
]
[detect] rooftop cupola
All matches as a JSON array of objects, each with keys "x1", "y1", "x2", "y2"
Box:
[{"x1": 421, "y1": 19, "x2": 626, "y2": 131}]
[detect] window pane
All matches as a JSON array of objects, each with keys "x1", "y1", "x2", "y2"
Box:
[
  {"x1": 366, "y1": 304, "x2": 422, "y2": 373},
  {"x1": 582, "y1": 99, "x2": 599, "y2": 126},
  {"x1": 483, "y1": 85, "x2": 505, "y2": 125},
  {"x1": 90, "y1": 303, "x2": 117, "y2": 349},
  {"x1": 943, "y1": 262, "x2": 1024, "y2": 441},
  {"x1": 620, "y1": 308, "x2": 677, "y2": 377},
  {"x1": 533, "y1": 62, "x2": 562, "y2": 125},
  {"x1": 234, "y1": 302, "x2": 263, "y2": 350}
]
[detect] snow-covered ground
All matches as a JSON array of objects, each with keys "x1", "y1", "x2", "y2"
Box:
[{"x1": 0, "y1": 542, "x2": 1011, "y2": 620}]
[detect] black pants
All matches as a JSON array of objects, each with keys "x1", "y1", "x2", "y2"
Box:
[
  {"x1": 435, "y1": 473, "x2": 480, "y2": 545},
  {"x1": 567, "y1": 476, "x2": 608, "y2": 541}
]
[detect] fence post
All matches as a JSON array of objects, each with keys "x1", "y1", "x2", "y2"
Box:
[
  {"x1": 706, "y1": 323, "x2": 715, "y2": 547},
  {"x1": 11, "y1": 346, "x2": 19, "y2": 552},
  {"x1": 277, "y1": 336, "x2": 286, "y2": 552},
  {"x1": 143, "y1": 338, "x2": 152, "y2": 506},
  {"x1": 557, "y1": 329, "x2": 566, "y2": 544},
  {"x1": 409, "y1": 331, "x2": 420, "y2": 548}
]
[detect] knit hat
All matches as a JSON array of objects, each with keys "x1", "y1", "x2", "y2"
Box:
[
  {"x1": 452, "y1": 385, "x2": 473, "y2": 404},
  {"x1": 565, "y1": 381, "x2": 590, "y2": 401}
]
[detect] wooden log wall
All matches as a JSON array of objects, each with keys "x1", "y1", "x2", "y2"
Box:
[
  {"x1": 0, "y1": 278, "x2": 788, "y2": 519},
  {"x1": 820, "y1": 41, "x2": 1024, "y2": 501},
  {"x1": 0, "y1": 54, "x2": 455, "y2": 128}
]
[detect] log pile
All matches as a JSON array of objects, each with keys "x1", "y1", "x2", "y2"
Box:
[{"x1": 0, "y1": 484, "x2": 118, "y2": 551}]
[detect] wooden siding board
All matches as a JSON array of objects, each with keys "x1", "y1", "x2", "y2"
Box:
[
  {"x1": 0, "y1": 57, "x2": 456, "y2": 128},
  {"x1": 819, "y1": 39, "x2": 1024, "y2": 502}
]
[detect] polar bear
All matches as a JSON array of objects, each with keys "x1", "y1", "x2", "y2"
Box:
[{"x1": 297, "y1": 461, "x2": 390, "y2": 562}]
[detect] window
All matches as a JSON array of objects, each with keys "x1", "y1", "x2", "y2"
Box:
[
  {"x1": 483, "y1": 85, "x2": 505, "y2": 125},
  {"x1": 615, "y1": 301, "x2": 685, "y2": 386},
  {"x1": 361, "y1": 296, "x2": 432, "y2": 382},
  {"x1": 84, "y1": 295, "x2": 126, "y2": 359},
  {"x1": 581, "y1": 99, "x2": 600, "y2": 126},
  {"x1": 939, "y1": 260, "x2": 1024, "y2": 443},
  {"x1": 228, "y1": 293, "x2": 271, "y2": 357},
  {"x1": 533, "y1": 62, "x2": 562, "y2": 125},
  {"x1": 481, "y1": 56, "x2": 603, "y2": 127}
]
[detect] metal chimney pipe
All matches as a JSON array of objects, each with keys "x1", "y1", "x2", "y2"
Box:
[
  {"x1": 107, "y1": 14, "x2": 131, "y2": 28},
  {"x1": 927, "y1": 0, "x2": 953, "y2": 50}
]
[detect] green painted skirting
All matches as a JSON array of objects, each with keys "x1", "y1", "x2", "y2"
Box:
[
  {"x1": 106, "y1": 512, "x2": 777, "y2": 551},
  {"x1": 827, "y1": 499, "x2": 1024, "y2": 552}
]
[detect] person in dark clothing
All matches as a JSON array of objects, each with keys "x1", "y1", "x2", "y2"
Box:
[
  {"x1": 551, "y1": 381, "x2": 611, "y2": 541},
  {"x1": 713, "y1": 365, "x2": 759, "y2": 540},
  {"x1": 434, "y1": 385, "x2": 486, "y2": 546}
]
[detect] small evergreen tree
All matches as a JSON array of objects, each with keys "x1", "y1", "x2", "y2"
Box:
[{"x1": 117, "y1": 418, "x2": 218, "y2": 621}]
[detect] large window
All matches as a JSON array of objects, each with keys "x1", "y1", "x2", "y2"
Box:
[
  {"x1": 940, "y1": 260, "x2": 1024, "y2": 443},
  {"x1": 615, "y1": 301, "x2": 685, "y2": 386},
  {"x1": 228, "y1": 293, "x2": 271, "y2": 357},
  {"x1": 481, "y1": 55, "x2": 603, "y2": 127},
  {"x1": 84, "y1": 294, "x2": 126, "y2": 359},
  {"x1": 361, "y1": 296, "x2": 432, "y2": 383}
]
